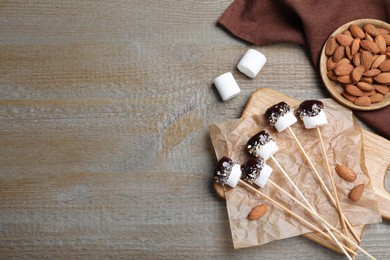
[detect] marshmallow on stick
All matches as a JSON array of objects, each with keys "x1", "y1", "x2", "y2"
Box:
[
  {"x1": 298, "y1": 100, "x2": 348, "y2": 242},
  {"x1": 245, "y1": 132, "x2": 353, "y2": 259},
  {"x1": 266, "y1": 101, "x2": 360, "y2": 242},
  {"x1": 242, "y1": 157, "x2": 273, "y2": 188},
  {"x1": 214, "y1": 157, "x2": 368, "y2": 259}
]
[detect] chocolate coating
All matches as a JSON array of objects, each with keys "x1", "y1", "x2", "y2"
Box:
[
  {"x1": 298, "y1": 100, "x2": 325, "y2": 119},
  {"x1": 246, "y1": 130, "x2": 273, "y2": 157},
  {"x1": 265, "y1": 102, "x2": 291, "y2": 126},
  {"x1": 242, "y1": 157, "x2": 265, "y2": 182},
  {"x1": 214, "y1": 156, "x2": 235, "y2": 185}
]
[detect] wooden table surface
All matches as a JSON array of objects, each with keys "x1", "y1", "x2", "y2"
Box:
[{"x1": 1, "y1": 1, "x2": 389, "y2": 259}]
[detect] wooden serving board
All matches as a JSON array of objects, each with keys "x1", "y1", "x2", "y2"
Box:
[{"x1": 214, "y1": 88, "x2": 390, "y2": 252}]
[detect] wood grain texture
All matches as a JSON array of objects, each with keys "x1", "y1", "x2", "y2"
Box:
[{"x1": 0, "y1": 1, "x2": 389, "y2": 259}]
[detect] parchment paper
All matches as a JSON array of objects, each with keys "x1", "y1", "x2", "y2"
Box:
[{"x1": 210, "y1": 99, "x2": 381, "y2": 249}]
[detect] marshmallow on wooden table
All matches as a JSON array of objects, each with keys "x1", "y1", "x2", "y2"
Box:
[
  {"x1": 242, "y1": 157, "x2": 273, "y2": 188},
  {"x1": 298, "y1": 100, "x2": 328, "y2": 129},
  {"x1": 213, "y1": 72, "x2": 241, "y2": 101},
  {"x1": 265, "y1": 102, "x2": 298, "y2": 132},
  {"x1": 214, "y1": 156, "x2": 242, "y2": 188},
  {"x1": 246, "y1": 130, "x2": 279, "y2": 160},
  {"x1": 237, "y1": 49, "x2": 267, "y2": 78}
]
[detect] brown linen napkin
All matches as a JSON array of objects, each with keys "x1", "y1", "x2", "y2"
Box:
[{"x1": 218, "y1": 0, "x2": 390, "y2": 139}]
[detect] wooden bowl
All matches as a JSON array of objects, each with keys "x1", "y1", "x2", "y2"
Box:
[{"x1": 320, "y1": 19, "x2": 390, "y2": 111}]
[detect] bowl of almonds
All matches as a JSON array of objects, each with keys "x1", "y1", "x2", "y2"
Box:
[{"x1": 320, "y1": 19, "x2": 390, "y2": 110}]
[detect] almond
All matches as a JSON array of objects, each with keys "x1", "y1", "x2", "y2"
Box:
[
  {"x1": 342, "y1": 91, "x2": 357, "y2": 102},
  {"x1": 325, "y1": 36, "x2": 338, "y2": 56},
  {"x1": 354, "y1": 96, "x2": 372, "y2": 106},
  {"x1": 327, "y1": 70, "x2": 338, "y2": 81},
  {"x1": 335, "y1": 164, "x2": 357, "y2": 182},
  {"x1": 248, "y1": 204, "x2": 268, "y2": 220},
  {"x1": 336, "y1": 34, "x2": 354, "y2": 47},
  {"x1": 363, "y1": 69, "x2": 381, "y2": 77},
  {"x1": 377, "y1": 28, "x2": 390, "y2": 35},
  {"x1": 343, "y1": 30, "x2": 352, "y2": 37},
  {"x1": 349, "y1": 184, "x2": 365, "y2": 202},
  {"x1": 351, "y1": 65, "x2": 365, "y2": 82},
  {"x1": 374, "y1": 84, "x2": 390, "y2": 94},
  {"x1": 382, "y1": 34, "x2": 390, "y2": 45},
  {"x1": 361, "y1": 77, "x2": 373, "y2": 84},
  {"x1": 346, "y1": 84, "x2": 363, "y2": 96},
  {"x1": 352, "y1": 52, "x2": 361, "y2": 66},
  {"x1": 364, "y1": 24, "x2": 380, "y2": 37},
  {"x1": 371, "y1": 54, "x2": 386, "y2": 69},
  {"x1": 357, "y1": 82, "x2": 375, "y2": 91},
  {"x1": 370, "y1": 93, "x2": 384, "y2": 103},
  {"x1": 375, "y1": 35, "x2": 387, "y2": 53},
  {"x1": 361, "y1": 51, "x2": 373, "y2": 70},
  {"x1": 365, "y1": 32, "x2": 374, "y2": 41},
  {"x1": 360, "y1": 40, "x2": 380, "y2": 54},
  {"x1": 349, "y1": 24, "x2": 365, "y2": 39},
  {"x1": 374, "y1": 72, "x2": 390, "y2": 84},
  {"x1": 327, "y1": 57, "x2": 336, "y2": 71},
  {"x1": 333, "y1": 46, "x2": 345, "y2": 62},
  {"x1": 351, "y1": 38, "x2": 360, "y2": 55},
  {"x1": 379, "y1": 60, "x2": 390, "y2": 71},
  {"x1": 362, "y1": 89, "x2": 377, "y2": 96},
  {"x1": 335, "y1": 63, "x2": 354, "y2": 76},
  {"x1": 337, "y1": 75, "x2": 352, "y2": 84},
  {"x1": 345, "y1": 46, "x2": 353, "y2": 60}
]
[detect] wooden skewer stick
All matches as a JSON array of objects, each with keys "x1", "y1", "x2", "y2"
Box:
[
  {"x1": 286, "y1": 126, "x2": 360, "y2": 243},
  {"x1": 267, "y1": 179, "x2": 373, "y2": 258},
  {"x1": 268, "y1": 156, "x2": 353, "y2": 259},
  {"x1": 316, "y1": 126, "x2": 349, "y2": 242},
  {"x1": 239, "y1": 180, "x2": 375, "y2": 260}
]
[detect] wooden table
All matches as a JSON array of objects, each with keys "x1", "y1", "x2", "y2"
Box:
[{"x1": 0, "y1": 1, "x2": 389, "y2": 259}]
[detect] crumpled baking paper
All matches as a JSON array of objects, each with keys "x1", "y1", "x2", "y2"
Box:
[{"x1": 210, "y1": 98, "x2": 381, "y2": 249}]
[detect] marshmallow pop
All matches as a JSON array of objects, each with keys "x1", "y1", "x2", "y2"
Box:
[
  {"x1": 265, "y1": 102, "x2": 297, "y2": 132},
  {"x1": 246, "y1": 130, "x2": 279, "y2": 161},
  {"x1": 242, "y1": 157, "x2": 273, "y2": 188},
  {"x1": 297, "y1": 100, "x2": 328, "y2": 129},
  {"x1": 214, "y1": 156, "x2": 242, "y2": 188},
  {"x1": 298, "y1": 99, "x2": 352, "y2": 241}
]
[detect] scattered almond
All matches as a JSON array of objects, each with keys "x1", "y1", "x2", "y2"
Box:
[
  {"x1": 348, "y1": 184, "x2": 365, "y2": 202},
  {"x1": 335, "y1": 164, "x2": 357, "y2": 182},
  {"x1": 248, "y1": 204, "x2": 268, "y2": 220}
]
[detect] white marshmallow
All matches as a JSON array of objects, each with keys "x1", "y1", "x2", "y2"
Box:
[
  {"x1": 255, "y1": 140, "x2": 279, "y2": 161},
  {"x1": 302, "y1": 110, "x2": 328, "y2": 129},
  {"x1": 274, "y1": 111, "x2": 298, "y2": 132},
  {"x1": 237, "y1": 49, "x2": 267, "y2": 78},
  {"x1": 213, "y1": 72, "x2": 241, "y2": 101},
  {"x1": 253, "y1": 164, "x2": 273, "y2": 188},
  {"x1": 226, "y1": 163, "x2": 242, "y2": 188}
]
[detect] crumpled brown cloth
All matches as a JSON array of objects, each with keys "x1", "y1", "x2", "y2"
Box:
[{"x1": 218, "y1": 0, "x2": 390, "y2": 139}]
